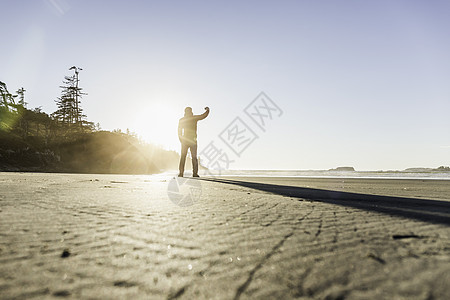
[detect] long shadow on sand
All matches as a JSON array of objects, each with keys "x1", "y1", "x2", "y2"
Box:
[{"x1": 200, "y1": 178, "x2": 450, "y2": 226}]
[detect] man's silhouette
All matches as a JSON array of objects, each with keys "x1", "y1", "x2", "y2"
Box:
[{"x1": 178, "y1": 106, "x2": 209, "y2": 177}]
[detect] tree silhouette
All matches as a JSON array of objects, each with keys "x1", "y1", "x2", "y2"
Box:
[
  {"x1": 0, "y1": 81, "x2": 15, "y2": 111},
  {"x1": 0, "y1": 81, "x2": 18, "y2": 131},
  {"x1": 53, "y1": 67, "x2": 87, "y2": 130},
  {"x1": 16, "y1": 87, "x2": 27, "y2": 107}
]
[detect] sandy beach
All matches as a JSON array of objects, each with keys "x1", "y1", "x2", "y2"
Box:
[{"x1": 0, "y1": 172, "x2": 449, "y2": 299}]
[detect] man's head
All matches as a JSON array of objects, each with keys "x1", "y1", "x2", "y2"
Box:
[{"x1": 184, "y1": 107, "x2": 193, "y2": 116}]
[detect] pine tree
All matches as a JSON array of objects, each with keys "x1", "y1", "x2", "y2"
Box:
[
  {"x1": 53, "y1": 67, "x2": 87, "y2": 129},
  {"x1": 0, "y1": 81, "x2": 15, "y2": 111},
  {"x1": 16, "y1": 87, "x2": 27, "y2": 107}
]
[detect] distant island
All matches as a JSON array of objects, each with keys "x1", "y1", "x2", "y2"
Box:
[
  {"x1": 403, "y1": 166, "x2": 450, "y2": 172},
  {"x1": 329, "y1": 167, "x2": 355, "y2": 172},
  {"x1": 327, "y1": 166, "x2": 450, "y2": 173}
]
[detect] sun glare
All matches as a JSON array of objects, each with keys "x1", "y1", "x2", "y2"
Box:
[{"x1": 131, "y1": 102, "x2": 180, "y2": 151}]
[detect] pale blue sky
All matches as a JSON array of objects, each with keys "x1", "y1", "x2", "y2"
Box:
[{"x1": 2, "y1": 0, "x2": 449, "y2": 170}]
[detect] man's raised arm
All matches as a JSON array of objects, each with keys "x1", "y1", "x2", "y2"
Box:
[{"x1": 195, "y1": 107, "x2": 210, "y2": 120}]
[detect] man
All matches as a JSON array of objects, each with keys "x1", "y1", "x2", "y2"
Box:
[{"x1": 178, "y1": 106, "x2": 210, "y2": 177}]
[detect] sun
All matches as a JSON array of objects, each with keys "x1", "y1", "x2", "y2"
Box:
[{"x1": 131, "y1": 102, "x2": 181, "y2": 151}]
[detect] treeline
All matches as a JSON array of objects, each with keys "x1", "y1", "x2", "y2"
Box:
[
  {"x1": 0, "y1": 69, "x2": 181, "y2": 173},
  {"x1": 434, "y1": 166, "x2": 450, "y2": 171},
  {"x1": 1, "y1": 67, "x2": 94, "y2": 146}
]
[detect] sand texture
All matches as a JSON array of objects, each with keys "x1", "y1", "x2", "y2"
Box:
[{"x1": 0, "y1": 173, "x2": 449, "y2": 299}]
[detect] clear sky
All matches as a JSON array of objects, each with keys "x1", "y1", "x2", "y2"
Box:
[{"x1": 2, "y1": 0, "x2": 449, "y2": 170}]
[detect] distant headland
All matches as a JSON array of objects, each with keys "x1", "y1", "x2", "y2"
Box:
[
  {"x1": 402, "y1": 166, "x2": 450, "y2": 172},
  {"x1": 328, "y1": 166, "x2": 450, "y2": 173}
]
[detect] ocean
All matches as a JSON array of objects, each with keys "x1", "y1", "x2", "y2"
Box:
[{"x1": 203, "y1": 169, "x2": 450, "y2": 180}]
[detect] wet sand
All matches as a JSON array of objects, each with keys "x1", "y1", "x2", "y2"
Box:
[{"x1": 0, "y1": 172, "x2": 449, "y2": 299}]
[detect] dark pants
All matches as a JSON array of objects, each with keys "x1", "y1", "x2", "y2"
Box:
[{"x1": 179, "y1": 142, "x2": 198, "y2": 176}]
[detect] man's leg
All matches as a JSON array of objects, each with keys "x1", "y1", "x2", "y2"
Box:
[
  {"x1": 191, "y1": 143, "x2": 199, "y2": 177},
  {"x1": 179, "y1": 143, "x2": 188, "y2": 177}
]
